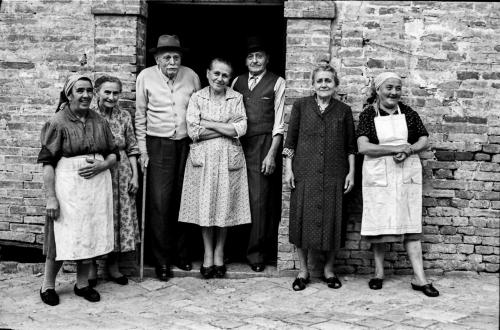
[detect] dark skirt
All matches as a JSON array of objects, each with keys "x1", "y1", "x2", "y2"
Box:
[
  {"x1": 363, "y1": 233, "x2": 422, "y2": 244},
  {"x1": 43, "y1": 216, "x2": 56, "y2": 259}
]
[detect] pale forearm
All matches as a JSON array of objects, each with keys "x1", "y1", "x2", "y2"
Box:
[
  {"x1": 198, "y1": 128, "x2": 223, "y2": 141},
  {"x1": 267, "y1": 135, "x2": 283, "y2": 158},
  {"x1": 128, "y1": 156, "x2": 138, "y2": 178},
  {"x1": 285, "y1": 157, "x2": 293, "y2": 172},
  {"x1": 202, "y1": 120, "x2": 237, "y2": 137},
  {"x1": 43, "y1": 165, "x2": 56, "y2": 198},
  {"x1": 410, "y1": 136, "x2": 429, "y2": 154},
  {"x1": 347, "y1": 154, "x2": 355, "y2": 174},
  {"x1": 103, "y1": 154, "x2": 117, "y2": 170},
  {"x1": 358, "y1": 140, "x2": 405, "y2": 157}
]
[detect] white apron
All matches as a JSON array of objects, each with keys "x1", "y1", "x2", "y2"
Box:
[
  {"x1": 361, "y1": 105, "x2": 422, "y2": 236},
  {"x1": 54, "y1": 154, "x2": 114, "y2": 260}
]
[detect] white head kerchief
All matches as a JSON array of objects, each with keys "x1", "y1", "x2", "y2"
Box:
[{"x1": 374, "y1": 72, "x2": 402, "y2": 90}]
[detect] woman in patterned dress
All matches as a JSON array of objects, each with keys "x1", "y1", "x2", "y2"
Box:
[
  {"x1": 179, "y1": 58, "x2": 251, "y2": 279},
  {"x1": 283, "y1": 63, "x2": 356, "y2": 291},
  {"x1": 88, "y1": 75, "x2": 140, "y2": 286}
]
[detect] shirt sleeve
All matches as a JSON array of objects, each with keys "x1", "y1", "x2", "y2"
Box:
[
  {"x1": 283, "y1": 99, "x2": 301, "y2": 157},
  {"x1": 232, "y1": 94, "x2": 247, "y2": 138},
  {"x1": 193, "y1": 73, "x2": 202, "y2": 92},
  {"x1": 356, "y1": 109, "x2": 376, "y2": 142},
  {"x1": 186, "y1": 94, "x2": 203, "y2": 142},
  {"x1": 37, "y1": 121, "x2": 62, "y2": 167},
  {"x1": 344, "y1": 106, "x2": 356, "y2": 155},
  {"x1": 230, "y1": 76, "x2": 238, "y2": 89},
  {"x1": 272, "y1": 77, "x2": 286, "y2": 137},
  {"x1": 135, "y1": 71, "x2": 148, "y2": 155},
  {"x1": 123, "y1": 111, "x2": 140, "y2": 157},
  {"x1": 408, "y1": 110, "x2": 429, "y2": 139}
]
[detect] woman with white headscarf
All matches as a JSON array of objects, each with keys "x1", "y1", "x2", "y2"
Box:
[
  {"x1": 38, "y1": 74, "x2": 118, "y2": 306},
  {"x1": 357, "y1": 72, "x2": 439, "y2": 297}
]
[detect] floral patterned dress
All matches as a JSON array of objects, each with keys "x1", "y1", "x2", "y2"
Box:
[
  {"x1": 178, "y1": 87, "x2": 252, "y2": 227},
  {"x1": 95, "y1": 105, "x2": 140, "y2": 252}
]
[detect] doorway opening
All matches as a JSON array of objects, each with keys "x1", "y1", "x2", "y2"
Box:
[{"x1": 144, "y1": 1, "x2": 286, "y2": 269}]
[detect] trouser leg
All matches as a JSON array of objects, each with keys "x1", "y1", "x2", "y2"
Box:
[
  {"x1": 146, "y1": 137, "x2": 176, "y2": 266},
  {"x1": 173, "y1": 138, "x2": 191, "y2": 263}
]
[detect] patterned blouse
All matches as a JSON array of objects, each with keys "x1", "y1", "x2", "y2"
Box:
[
  {"x1": 94, "y1": 105, "x2": 140, "y2": 157},
  {"x1": 38, "y1": 105, "x2": 119, "y2": 166},
  {"x1": 356, "y1": 102, "x2": 429, "y2": 144}
]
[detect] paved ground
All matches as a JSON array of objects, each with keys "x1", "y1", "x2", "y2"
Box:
[{"x1": 0, "y1": 267, "x2": 498, "y2": 330}]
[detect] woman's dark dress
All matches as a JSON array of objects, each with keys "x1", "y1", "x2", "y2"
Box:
[{"x1": 284, "y1": 96, "x2": 356, "y2": 251}]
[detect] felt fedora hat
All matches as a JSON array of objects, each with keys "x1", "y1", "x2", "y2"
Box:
[
  {"x1": 246, "y1": 36, "x2": 268, "y2": 54},
  {"x1": 148, "y1": 34, "x2": 188, "y2": 54}
]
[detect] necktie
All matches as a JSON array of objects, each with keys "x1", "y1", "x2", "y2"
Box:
[{"x1": 249, "y1": 76, "x2": 258, "y2": 91}]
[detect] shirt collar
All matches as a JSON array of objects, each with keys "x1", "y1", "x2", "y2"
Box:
[
  {"x1": 248, "y1": 70, "x2": 266, "y2": 82},
  {"x1": 63, "y1": 104, "x2": 95, "y2": 122}
]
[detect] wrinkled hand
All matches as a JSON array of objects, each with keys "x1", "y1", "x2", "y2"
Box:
[
  {"x1": 139, "y1": 153, "x2": 149, "y2": 171},
  {"x1": 128, "y1": 174, "x2": 139, "y2": 194},
  {"x1": 394, "y1": 144, "x2": 411, "y2": 155},
  {"x1": 344, "y1": 172, "x2": 354, "y2": 194},
  {"x1": 261, "y1": 154, "x2": 276, "y2": 175},
  {"x1": 46, "y1": 196, "x2": 59, "y2": 221},
  {"x1": 78, "y1": 158, "x2": 107, "y2": 179},
  {"x1": 285, "y1": 169, "x2": 295, "y2": 190},
  {"x1": 393, "y1": 152, "x2": 408, "y2": 163}
]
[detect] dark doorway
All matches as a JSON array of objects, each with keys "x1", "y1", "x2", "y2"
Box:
[
  {"x1": 144, "y1": 1, "x2": 286, "y2": 267},
  {"x1": 146, "y1": 2, "x2": 286, "y2": 86}
]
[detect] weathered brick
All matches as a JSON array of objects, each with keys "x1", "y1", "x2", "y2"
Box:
[
  {"x1": 475, "y1": 246, "x2": 494, "y2": 254},
  {"x1": 457, "y1": 244, "x2": 474, "y2": 254}
]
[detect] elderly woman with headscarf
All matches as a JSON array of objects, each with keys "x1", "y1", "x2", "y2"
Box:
[
  {"x1": 357, "y1": 72, "x2": 439, "y2": 297},
  {"x1": 38, "y1": 75, "x2": 118, "y2": 306}
]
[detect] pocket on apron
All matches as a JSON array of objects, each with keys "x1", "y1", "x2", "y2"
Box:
[
  {"x1": 190, "y1": 144, "x2": 205, "y2": 167},
  {"x1": 403, "y1": 157, "x2": 422, "y2": 184},
  {"x1": 228, "y1": 145, "x2": 245, "y2": 171},
  {"x1": 363, "y1": 158, "x2": 388, "y2": 187}
]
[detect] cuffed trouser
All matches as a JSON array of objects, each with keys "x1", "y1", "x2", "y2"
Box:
[
  {"x1": 146, "y1": 136, "x2": 191, "y2": 266},
  {"x1": 241, "y1": 134, "x2": 282, "y2": 264}
]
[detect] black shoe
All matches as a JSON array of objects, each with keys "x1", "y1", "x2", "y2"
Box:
[
  {"x1": 88, "y1": 278, "x2": 97, "y2": 288},
  {"x1": 368, "y1": 278, "x2": 383, "y2": 290},
  {"x1": 292, "y1": 275, "x2": 310, "y2": 291},
  {"x1": 322, "y1": 275, "x2": 342, "y2": 289},
  {"x1": 200, "y1": 265, "x2": 215, "y2": 279},
  {"x1": 74, "y1": 285, "x2": 100, "y2": 302},
  {"x1": 214, "y1": 265, "x2": 227, "y2": 278},
  {"x1": 411, "y1": 283, "x2": 439, "y2": 297},
  {"x1": 250, "y1": 263, "x2": 265, "y2": 272},
  {"x1": 109, "y1": 275, "x2": 128, "y2": 285},
  {"x1": 175, "y1": 260, "x2": 192, "y2": 271},
  {"x1": 40, "y1": 288, "x2": 59, "y2": 306},
  {"x1": 155, "y1": 265, "x2": 172, "y2": 282}
]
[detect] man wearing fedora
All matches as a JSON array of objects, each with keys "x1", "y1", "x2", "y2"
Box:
[
  {"x1": 135, "y1": 34, "x2": 201, "y2": 281},
  {"x1": 231, "y1": 36, "x2": 286, "y2": 272}
]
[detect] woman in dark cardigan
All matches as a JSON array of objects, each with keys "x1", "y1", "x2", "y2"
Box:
[{"x1": 283, "y1": 63, "x2": 356, "y2": 291}]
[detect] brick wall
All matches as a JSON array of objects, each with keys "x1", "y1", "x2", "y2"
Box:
[
  {"x1": 279, "y1": 0, "x2": 499, "y2": 274},
  {"x1": 0, "y1": 0, "x2": 498, "y2": 275},
  {"x1": 0, "y1": 0, "x2": 145, "y2": 246}
]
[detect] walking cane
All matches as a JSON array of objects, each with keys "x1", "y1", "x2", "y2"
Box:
[{"x1": 139, "y1": 162, "x2": 147, "y2": 282}]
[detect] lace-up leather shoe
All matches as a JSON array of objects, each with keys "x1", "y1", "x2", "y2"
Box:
[
  {"x1": 40, "y1": 288, "x2": 59, "y2": 306},
  {"x1": 155, "y1": 265, "x2": 172, "y2": 282},
  {"x1": 74, "y1": 285, "x2": 100, "y2": 302},
  {"x1": 411, "y1": 283, "x2": 439, "y2": 297}
]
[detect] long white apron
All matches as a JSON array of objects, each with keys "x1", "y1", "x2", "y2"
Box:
[
  {"x1": 54, "y1": 154, "x2": 114, "y2": 260},
  {"x1": 361, "y1": 105, "x2": 423, "y2": 236}
]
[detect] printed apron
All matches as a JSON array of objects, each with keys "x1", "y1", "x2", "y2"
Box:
[
  {"x1": 361, "y1": 105, "x2": 423, "y2": 236},
  {"x1": 54, "y1": 154, "x2": 114, "y2": 260}
]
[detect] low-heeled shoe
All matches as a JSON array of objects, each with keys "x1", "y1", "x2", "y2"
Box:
[
  {"x1": 74, "y1": 285, "x2": 100, "y2": 302},
  {"x1": 200, "y1": 265, "x2": 215, "y2": 279},
  {"x1": 109, "y1": 275, "x2": 128, "y2": 285},
  {"x1": 40, "y1": 288, "x2": 59, "y2": 306},
  {"x1": 250, "y1": 263, "x2": 265, "y2": 272},
  {"x1": 292, "y1": 275, "x2": 310, "y2": 291},
  {"x1": 214, "y1": 265, "x2": 227, "y2": 278},
  {"x1": 411, "y1": 283, "x2": 439, "y2": 297},
  {"x1": 175, "y1": 260, "x2": 193, "y2": 271},
  {"x1": 322, "y1": 276, "x2": 342, "y2": 289},
  {"x1": 368, "y1": 278, "x2": 384, "y2": 290},
  {"x1": 155, "y1": 265, "x2": 172, "y2": 282}
]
